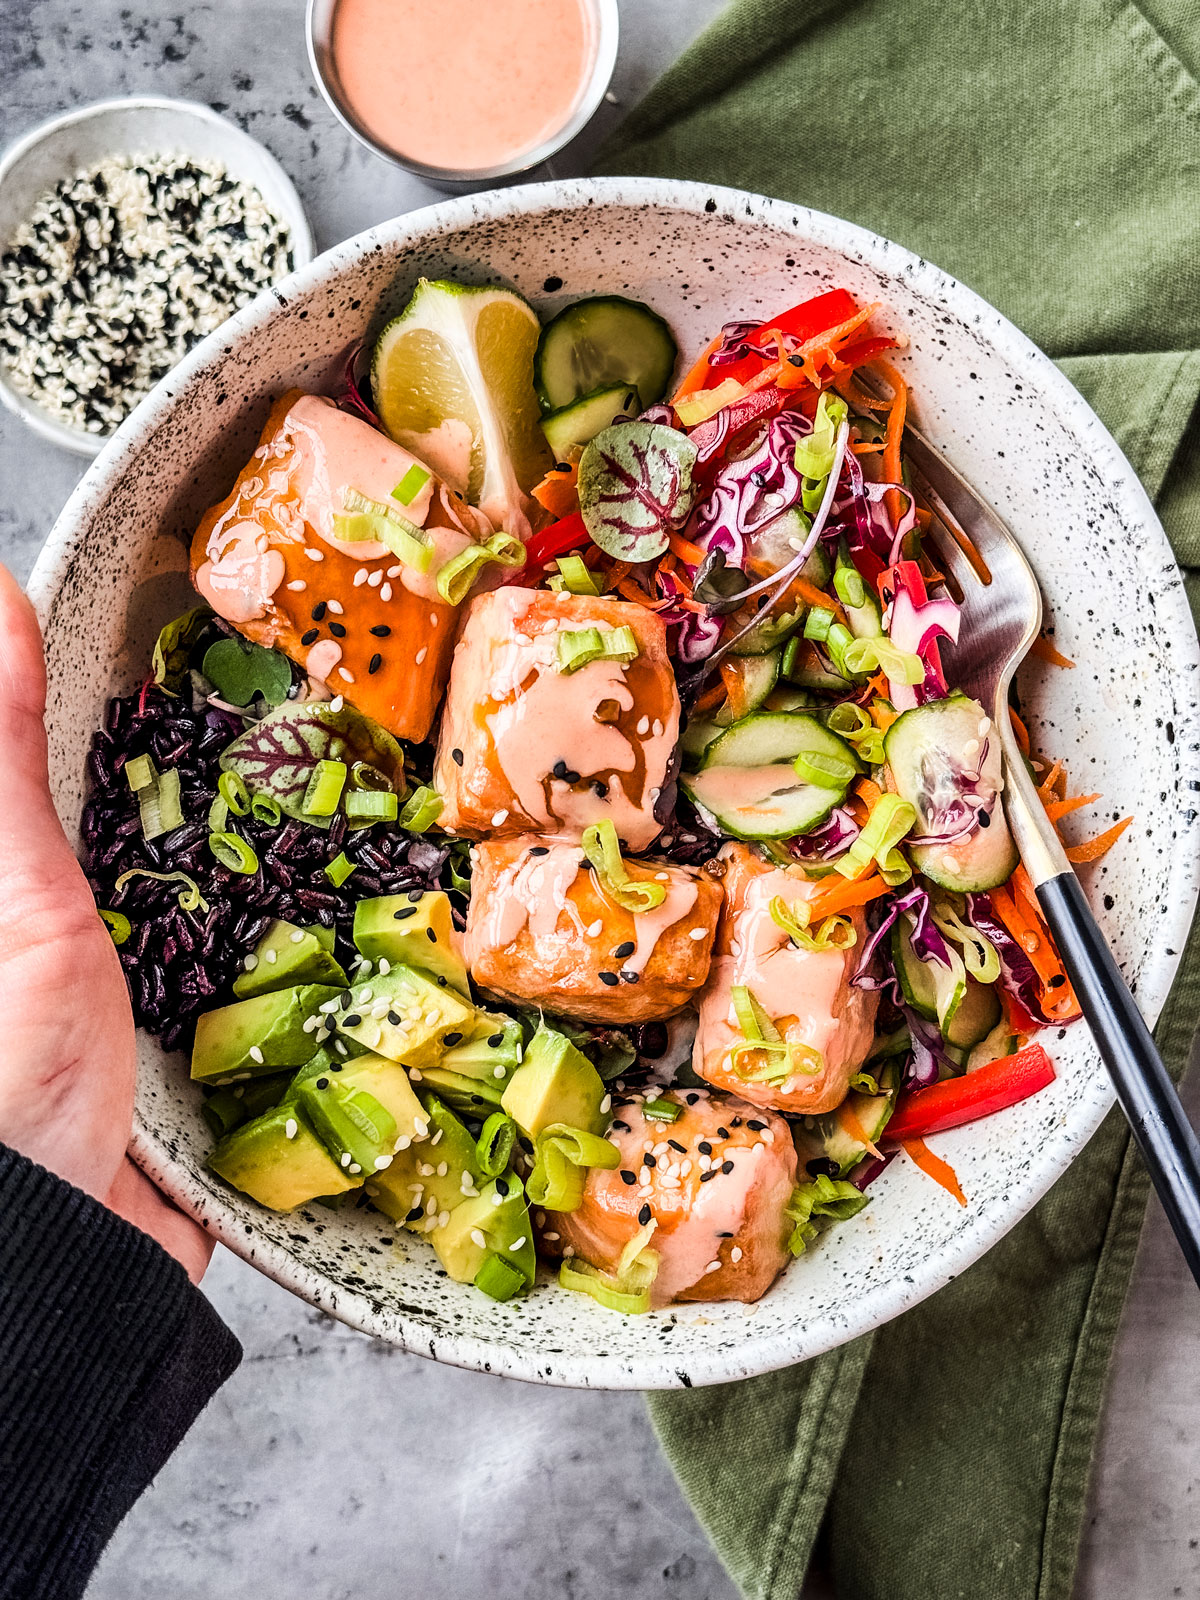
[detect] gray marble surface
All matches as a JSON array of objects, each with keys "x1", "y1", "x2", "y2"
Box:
[{"x1": 2, "y1": 3, "x2": 1197, "y2": 1597}]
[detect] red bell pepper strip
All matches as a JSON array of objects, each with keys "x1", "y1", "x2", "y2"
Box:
[
  {"x1": 698, "y1": 288, "x2": 861, "y2": 391},
  {"x1": 522, "y1": 512, "x2": 588, "y2": 572},
  {"x1": 883, "y1": 1044, "x2": 1056, "y2": 1142},
  {"x1": 882, "y1": 558, "x2": 947, "y2": 688},
  {"x1": 830, "y1": 334, "x2": 898, "y2": 371}
]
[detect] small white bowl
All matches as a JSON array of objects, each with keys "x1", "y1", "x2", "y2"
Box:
[{"x1": 0, "y1": 97, "x2": 313, "y2": 458}]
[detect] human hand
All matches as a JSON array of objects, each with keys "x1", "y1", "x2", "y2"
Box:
[{"x1": 0, "y1": 566, "x2": 212, "y2": 1283}]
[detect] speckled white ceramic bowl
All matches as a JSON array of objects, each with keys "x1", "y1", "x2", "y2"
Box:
[{"x1": 28, "y1": 178, "x2": 1200, "y2": 1389}]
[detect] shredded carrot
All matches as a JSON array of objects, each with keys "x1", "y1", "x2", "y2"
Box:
[
  {"x1": 668, "y1": 530, "x2": 707, "y2": 568},
  {"x1": 869, "y1": 698, "x2": 898, "y2": 733},
  {"x1": 804, "y1": 871, "x2": 891, "y2": 920},
  {"x1": 991, "y1": 868, "x2": 1081, "y2": 1021},
  {"x1": 901, "y1": 1138, "x2": 967, "y2": 1206},
  {"x1": 532, "y1": 466, "x2": 579, "y2": 519},
  {"x1": 831, "y1": 371, "x2": 890, "y2": 413},
  {"x1": 692, "y1": 681, "x2": 726, "y2": 717},
  {"x1": 1043, "y1": 792, "x2": 1101, "y2": 823},
  {"x1": 786, "y1": 303, "x2": 884, "y2": 388},
  {"x1": 851, "y1": 439, "x2": 885, "y2": 456},
  {"x1": 855, "y1": 775, "x2": 883, "y2": 810},
  {"x1": 1064, "y1": 816, "x2": 1133, "y2": 863},
  {"x1": 617, "y1": 576, "x2": 664, "y2": 608},
  {"x1": 671, "y1": 335, "x2": 724, "y2": 403},
  {"x1": 872, "y1": 357, "x2": 908, "y2": 528},
  {"x1": 866, "y1": 671, "x2": 890, "y2": 700},
  {"x1": 788, "y1": 576, "x2": 848, "y2": 623},
  {"x1": 1008, "y1": 710, "x2": 1030, "y2": 754},
  {"x1": 1029, "y1": 633, "x2": 1076, "y2": 670},
  {"x1": 839, "y1": 1099, "x2": 882, "y2": 1160},
  {"x1": 1035, "y1": 759, "x2": 1066, "y2": 804}
]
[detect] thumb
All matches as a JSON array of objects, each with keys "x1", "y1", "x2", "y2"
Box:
[{"x1": 0, "y1": 566, "x2": 52, "y2": 823}]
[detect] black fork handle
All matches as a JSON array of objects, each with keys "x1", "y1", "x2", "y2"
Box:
[{"x1": 1036, "y1": 871, "x2": 1200, "y2": 1287}]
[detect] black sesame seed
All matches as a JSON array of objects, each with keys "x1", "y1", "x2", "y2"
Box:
[
  {"x1": 731, "y1": 1117, "x2": 743, "y2": 1127},
  {"x1": 330, "y1": 1062, "x2": 343, "y2": 1072},
  {"x1": 613, "y1": 940, "x2": 635, "y2": 959},
  {"x1": 611, "y1": 1120, "x2": 630, "y2": 1132},
  {"x1": 686, "y1": 1093, "x2": 700, "y2": 1105},
  {"x1": 451, "y1": 748, "x2": 464, "y2": 766},
  {"x1": 369, "y1": 624, "x2": 391, "y2": 637},
  {"x1": 620, "y1": 970, "x2": 640, "y2": 984},
  {"x1": 487, "y1": 1032, "x2": 504, "y2": 1047},
  {"x1": 620, "y1": 1170, "x2": 636, "y2": 1186},
  {"x1": 1048, "y1": 974, "x2": 1066, "y2": 988},
  {"x1": 599, "y1": 971, "x2": 619, "y2": 986},
  {"x1": 437, "y1": 976, "x2": 448, "y2": 987},
  {"x1": 442, "y1": 1031, "x2": 463, "y2": 1047},
  {"x1": 393, "y1": 907, "x2": 417, "y2": 920},
  {"x1": 721, "y1": 1159, "x2": 734, "y2": 1174},
  {"x1": 368, "y1": 653, "x2": 382, "y2": 675},
  {"x1": 806, "y1": 1157, "x2": 839, "y2": 1179},
  {"x1": 329, "y1": 621, "x2": 347, "y2": 638},
  {"x1": 643, "y1": 1153, "x2": 656, "y2": 1168},
  {"x1": 311, "y1": 602, "x2": 328, "y2": 621},
  {"x1": 315, "y1": 1077, "x2": 329, "y2": 1090},
  {"x1": 407, "y1": 888, "x2": 423, "y2": 902},
  {"x1": 699, "y1": 1169, "x2": 717, "y2": 1183},
  {"x1": 405, "y1": 1207, "x2": 423, "y2": 1222},
  {"x1": 529, "y1": 846, "x2": 549, "y2": 857},
  {"x1": 638, "y1": 1203, "x2": 652, "y2": 1225},
  {"x1": 387, "y1": 1011, "x2": 402, "y2": 1026},
  {"x1": 426, "y1": 927, "x2": 437, "y2": 943},
  {"x1": 717, "y1": 1231, "x2": 734, "y2": 1239},
  {"x1": 300, "y1": 628, "x2": 319, "y2": 646},
  {"x1": 667, "y1": 1138, "x2": 686, "y2": 1153},
  {"x1": 717, "y1": 1127, "x2": 731, "y2": 1139},
  {"x1": 495, "y1": 1178, "x2": 509, "y2": 1197},
  {"x1": 747, "y1": 1119, "x2": 766, "y2": 1131},
  {"x1": 698, "y1": 1141, "x2": 712, "y2": 1155},
  {"x1": 563, "y1": 769, "x2": 580, "y2": 784},
  {"x1": 552, "y1": 760, "x2": 568, "y2": 779},
  {"x1": 342, "y1": 1015, "x2": 361, "y2": 1028}
]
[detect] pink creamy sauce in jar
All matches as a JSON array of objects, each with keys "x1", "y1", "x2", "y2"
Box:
[{"x1": 329, "y1": 0, "x2": 598, "y2": 174}]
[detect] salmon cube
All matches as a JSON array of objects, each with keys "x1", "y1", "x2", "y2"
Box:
[
  {"x1": 464, "y1": 838, "x2": 720, "y2": 1025},
  {"x1": 432, "y1": 587, "x2": 680, "y2": 851}
]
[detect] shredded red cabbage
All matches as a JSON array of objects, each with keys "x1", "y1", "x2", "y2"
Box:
[
  {"x1": 708, "y1": 319, "x2": 768, "y2": 368},
  {"x1": 691, "y1": 411, "x2": 814, "y2": 561},
  {"x1": 966, "y1": 893, "x2": 1059, "y2": 1027},
  {"x1": 334, "y1": 342, "x2": 381, "y2": 428},
  {"x1": 655, "y1": 568, "x2": 723, "y2": 664},
  {"x1": 851, "y1": 1148, "x2": 897, "y2": 1189},
  {"x1": 886, "y1": 580, "x2": 960, "y2": 708},
  {"x1": 793, "y1": 806, "x2": 862, "y2": 860},
  {"x1": 686, "y1": 384, "x2": 788, "y2": 465}
]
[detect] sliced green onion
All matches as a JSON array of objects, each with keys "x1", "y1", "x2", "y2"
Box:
[
  {"x1": 794, "y1": 392, "x2": 848, "y2": 480},
  {"x1": 485, "y1": 530, "x2": 526, "y2": 567},
  {"x1": 833, "y1": 565, "x2": 867, "y2": 610},
  {"x1": 345, "y1": 788, "x2": 398, "y2": 822},
  {"x1": 336, "y1": 489, "x2": 432, "y2": 572},
  {"x1": 98, "y1": 908, "x2": 131, "y2": 945},
  {"x1": 138, "y1": 766, "x2": 184, "y2": 840},
  {"x1": 559, "y1": 1239, "x2": 659, "y2": 1315},
  {"x1": 207, "y1": 794, "x2": 230, "y2": 832},
  {"x1": 124, "y1": 753, "x2": 157, "y2": 793},
  {"x1": 833, "y1": 792, "x2": 916, "y2": 885},
  {"x1": 302, "y1": 759, "x2": 347, "y2": 817},
  {"x1": 435, "y1": 531, "x2": 526, "y2": 606},
  {"x1": 250, "y1": 792, "x2": 282, "y2": 827},
  {"x1": 828, "y1": 702, "x2": 885, "y2": 766},
  {"x1": 803, "y1": 606, "x2": 834, "y2": 643},
  {"x1": 350, "y1": 761, "x2": 392, "y2": 792},
  {"x1": 848, "y1": 1070, "x2": 880, "y2": 1094},
  {"x1": 785, "y1": 1173, "x2": 868, "y2": 1256},
  {"x1": 398, "y1": 785, "x2": 443, "y2": 833},
  {"x1": 476, "y1": 1113, "x2": 518, "y2": 1180},
  {"x1": 474, "y1": 1253, "x2": 527, "y2": 1302},
  {"x1": 324, "y1": 851, "x2": 357, "y2": 888},
  {"x1": 555, "y1": 624, "x2": 640, "y2": 675},
  {"x1": 581, "y1": 819, "x2": 665, "y2": 913},
  {"x1": 840, "y1": 634, "x2": 926, "y2": 684},
  {"x1": 114, "y1": 868, "x2": 208, "y2": 913},
  {"x1": 549, "y1": 555, "x2": 602, "y2": 596},
  {"x1": 642, "y1": 1097, "x2": 682, "y2": 1123},
  {"x1": 208, "y1": 831, "x2": 259, "y2": 875},
  {"x1": 391, "y1": 463, "x2": 430, "y2": 505},
  {"x1": 527, "y1": 1123, "x2": 621, "y2": 1212},
  {"x1": 931, "y1": 897, "x2": 1001, "y2": 983},
  {"x1": 729, "y1": 984, "x2": 822, "y2": 1082},
  {"x1": 446, "y1": 839, "x2": 472, "y2": 896},
  {"x1": 768, "y1": 896, "x2": 857, "y2": 952},
  {"x1": 824, "y1": 621, "x2": 857, "y2": 678},
  {"x1": 794, "y1": 748, "x2": 857, "y2": 790},
  {"x1": 218, "y1": 769, "x2": 251, "y2": 816}
]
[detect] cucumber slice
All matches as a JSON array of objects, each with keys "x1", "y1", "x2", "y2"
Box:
[
  {"x1": 763, "y1": 685, "x2": 815, "y2": 713},
  {"x1": 540, "y1": 383, "x2": 639, "y2": 465},
  {"x1": 884, "y1": 693, "x2": 1019, "y2": 891},
  {"x1": 728, "y1": 606, "x2": 804, "y2": 657},
  {"x1": 534, "y1": 296, "x2": 678, "y2": 413},
  {"x1": 713, "y1": 651, "x2": 779, "y2": 724},
  {"x1": 814, "y1": 1060, "x2": 899, "y2": 1176},
  {"x1": 749, "y1": 509, "x2": 832, "y2": 588},
  {"x1": 965, "y1": 1019, "x2": 1018, "y2": 1072},
  {"x1": 679, "y1": 711, "x2": 858, "y2": 840},
  {"x1": 892, "y1": 916, "x2": 1002, "y2": 1047},
  {"x1": 680, "y1": 716, "x2": 722, "y2": 769}
]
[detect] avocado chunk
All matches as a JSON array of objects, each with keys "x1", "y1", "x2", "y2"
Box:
[
  {"x1": 294, "y1": 1052, "x2": 429, "y2": 1178},
  {"x1": 432, "y1": 1178, "x2": 535, "y2": 1289},
  {"x1": 352, "y1": 892, "x2": 469, "y2": 994},
  {"x1": 368, "y1": 1093, "x2": 483, "y2": 1225},
  {"x1": 202, "y1": 1071, "x2": 292, "y2": 1139},
  {"x1": 208, "y1": 1103, "x2": 357, "y2": 1211},
  {"x1": 307, "y1": 923, "x2": 337, "y2": 954},
  {"x1": 500, "y1": 1023, "x2": 607, "y2": 1139},
  {"x1": 233, "y1": 919, "x2": 346, "y2": 998},
  {"x1": 190, "y1": 984, "x2": 343, "y2": 1084},
  {"x1": 415, "y1": 1066, "x2": 506, "y2": 1118},
  {"x1": 333, "y1": 964, "x2": 474, "y2": 1067},
  {"x1": 440, "y1": 1011, "x2": 523, "y2": 1084}
]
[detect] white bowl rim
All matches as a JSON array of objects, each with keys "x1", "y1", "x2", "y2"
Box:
[
  {"x1": 28, "y1": 175, "x2": 1200, "y2": 1388},
  {"x1": 0, "y1": 95, "x2": 315, "y2": 459}
]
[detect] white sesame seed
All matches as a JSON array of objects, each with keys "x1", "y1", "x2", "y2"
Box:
[
  {"x1": 340, "y1": 1152, "x2": 352, "y2": 1168},
  {"x1": 248, "y1": 1045, "x2": 264, "y2": 1064},
  {"x1": 394, "y1": 1135, "x2": 411, "y2": 1152},
  {"x1": 704, "y1": 1259, "x2": 721, "y2": 1274},
  {"x1": 305, "y1": 547, "x2": 324, "y2": 562},
  {"x1": 543, "y1": 1231, "x2": 560, "y2": 1242},
  {"x1": 287, "y1": 579, "x2": 307, "y2": 592},
  {"x1": 367, "y1": 568, "x2": 383, "y2": 588},
  {"x1": 600, "y1": 1094, "x2": 612, "y2": 1113},
  {"x1": 242, "y1": 952, "x2": 259, "y2": 971},
  {"x1": 409, "y1": 1067, "x2": 424, "y2": 1082},
  {"x1": 338, "y1": 667, "x2": 355, "y2": 683},
  {"x1": 329, "y1": 694, "x2": 344, "y2": 711},
  {"x1": 387, "y1": 564, "x2": 402, "y2": 578},
  {"x1": 264, "y1": 948, "x2": 278, "y2": 964},
  {"x1": 289, "y1": 929, "x2": 306, "y2": 943},
  {"x1": 380, "y1": 583, "x2": 393, "y2": 602},
  {"x1": 586, "y1": 919, "x2": 603, "y2": 938},
  {"x1": 652, "y1": 719, "x2": 663, "y2": 737},
  {"x1": 415, "y1": 646, "x2": 428, "y2": 665},
  {"x1": 493, "y1": 1065, "x2": 506, "y2": 1079},
  {"x1": 353, "y1": 568, "x2": 368, "y2": 587},
  {"x1": 373, "y1": 1154, "x2": 392, "y2": 1171},
  {"x1": 655, "y1": 871, "x2": 669, "y2": 881},
  {"x1": 418, "y1": 1162, "x2": 434, "y2": 1177},
  {"x1": 413, "y1": 1117, "x2": 429, "y2": 1137},
  {"x1": 509, "y1": 1237, "x2": 527, "y2": 1251},
  {"x1": 430, "y1": 1128, "x2": 443, "y2": 1146},
  {"x1": 285, "y1": 1118, "x2": 298, "y2": 1140},
  {"x1": 471, "y1": 1229, "x2": 487, "y2": 1249},
  {"x1": 436, "y1": 1161, "x2": 449, "y2": 1178},
  {"x1": 437, "y1": 1211, "x2": 451, "y2": 1230},
  {"x1": 348, "y1": 1163, "x2": 362, "y2": 1174},
  {"x1": 327, "y1": 599, "x2": 344, "y2": 615},
  {"x1": 563, "y1": 1245, "x2": 575, "y2": 1258},
  {"x1": 689, "y1": 927, "x2": 707, "y2": 941},
  {"x1": 429, "y1": 612, "x2": 439, "y2": 627},
  {"x1": 377, "y1": 958, "x2": 391, "y2": 975},
  {"x1": 491, "y1": 1193, "x2": 504, "y2": 1207},
  {"x1": 636, "y1": 715, "x2": 650, "y2": 735},
  {"x1": 731, "y1": 1246, "x2": 743, "y2": 1262}
]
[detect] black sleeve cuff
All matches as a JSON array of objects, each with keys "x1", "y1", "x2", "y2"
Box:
[{"x1": 0, "y1": 1144, "x2": 242, "y2": 1600}]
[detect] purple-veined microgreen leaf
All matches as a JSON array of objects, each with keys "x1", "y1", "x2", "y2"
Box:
[
  {"x1": 577, "y1": 421, "x2": 698, "y2": 563},
  {"x1": 218, "y1": 699, "x2": 405, "y2": 828}
]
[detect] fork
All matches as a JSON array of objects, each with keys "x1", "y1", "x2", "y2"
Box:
[{"x1": 904, "y1": 420, "x2": 1200, "y2": 1286}]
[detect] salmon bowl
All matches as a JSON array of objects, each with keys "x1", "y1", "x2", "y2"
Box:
[{"x1": 30, "y1": 177, "x2": 1200, "y2": 1388}]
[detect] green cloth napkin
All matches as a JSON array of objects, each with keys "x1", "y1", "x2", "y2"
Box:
[{"x1": 591, "y1": 2, "x2": 1200, "y2": 1596}]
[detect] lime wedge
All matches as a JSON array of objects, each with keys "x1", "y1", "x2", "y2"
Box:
[{"x1": 371, "y1": 279, "x2": 551, "y2": 540}]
